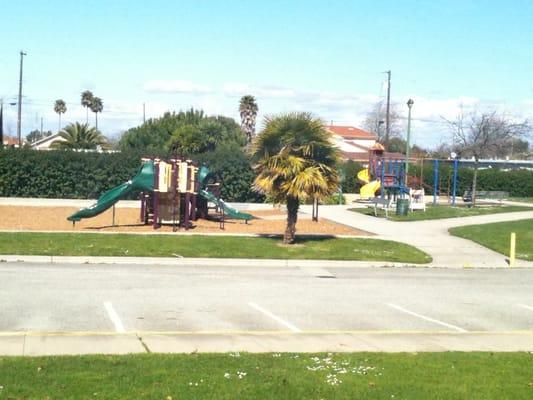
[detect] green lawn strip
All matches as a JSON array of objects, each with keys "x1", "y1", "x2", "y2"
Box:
[
  {"x1": 0, "y1": 353, "x2": 531, "y2": 399},
  {"x1": 509, "y1": 197, "x2": 533, "y2": 204},
  {"x1": 0, "y1": 233, "x2": 431, "y2": 263},
  {"x1": 450, "y1": 219, "x2": 533, "y2": 261},
  {"x1": 349, "y1": 204, "x2": 530, "y2": 221}
]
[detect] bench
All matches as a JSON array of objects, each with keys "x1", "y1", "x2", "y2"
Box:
[
  {"x1": 462, "y1": 190, "x2": 509, "y2": 203},
  {"x1": 371, "y1": 196, "x2": 393, "y2": 218}
]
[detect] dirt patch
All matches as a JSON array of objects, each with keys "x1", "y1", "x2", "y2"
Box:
[{"x1": 0, "y1": 205, "x2": 371, "y2": 236}]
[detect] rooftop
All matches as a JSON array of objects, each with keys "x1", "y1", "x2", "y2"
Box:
[{"x1": 326, "y1": 125, "x2": 377, "y2": 140}]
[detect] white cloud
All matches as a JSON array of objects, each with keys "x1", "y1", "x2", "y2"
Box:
[
  {"x1": 223, "y1": 83, "x2": 297, "y2": 99},
  {"x1": 143, "y1": 80, "x2": 212, "y2": 94}
]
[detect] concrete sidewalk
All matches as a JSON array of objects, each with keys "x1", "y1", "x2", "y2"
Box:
[
  {"x1": 2, "y1": 331, "x2": 532, "y2": 355},
  {"x1": 303, "y1": 205, "x2": 533, "y2": 269}
]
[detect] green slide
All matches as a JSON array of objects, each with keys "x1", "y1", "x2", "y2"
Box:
[
  {"x1": 199, "y1": 189, "x2": 255, "y2": 221},
  {"x1": 67, "y1": 161, "x2": 155, "y2": 222},
  {"x1": 197, "y1": 165, "x2": 254, "y2": 221}
]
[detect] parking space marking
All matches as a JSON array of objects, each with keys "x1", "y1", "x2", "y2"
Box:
[
  {"x1": 104, "y1": 301, "x2": 126, "y2": 333},
  {"x1": 248, "y1": 302, "x2": 301, "y2": 333},
  {"x1": 387, "y1": 303, "x2": 468, "y2": 333},
  {"x1": 516, "y1": 304, "x2": 533, "y2": 311}
]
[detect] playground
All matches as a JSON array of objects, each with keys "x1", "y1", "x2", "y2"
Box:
[
  {"x1": 0, "y1": 156, "x2": 367, "y2": 236},
  {"x1": 0, "y1": 204, "x2": 364, "y2": 235}
]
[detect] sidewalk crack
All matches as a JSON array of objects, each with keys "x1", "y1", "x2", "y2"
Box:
[{"x1": 137, "y1": 334, "x2": 151, "y2": 353}]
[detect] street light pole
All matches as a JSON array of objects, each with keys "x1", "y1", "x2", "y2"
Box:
[
  {"x1": 385, "y1": 70, "x2": 391, "y2": 149},
  {"x1": 404, "y1": 98, "x2": 414, "y2": 187},
  {"x1": 17, "y1": 51, "x2": 27, "y2": 147}
]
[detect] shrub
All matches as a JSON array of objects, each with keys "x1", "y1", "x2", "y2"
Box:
[
  {"x1": 197, "y1": 143, "x2": 264, "y2": 203},
  {"x1": 0, "y1": 148, "x2": 141, "y2": 199},
  {"x1": 339, "y1": 160, "x2": 364, "y2": 193},
  {"x1": 410, "y1": 163, "x2": 533, "y2": 197}
]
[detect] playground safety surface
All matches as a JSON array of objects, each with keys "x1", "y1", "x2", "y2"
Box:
[{"x1": 0, "y1": 206, "x2": 370, "y2": 236}]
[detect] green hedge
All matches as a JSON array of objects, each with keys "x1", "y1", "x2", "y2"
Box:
[
  {"x1": 410, "y1": 163, "x2": 533, "y2": 197},
  {"x1": 0, "y1": 148, "x2": 141, "y2": 199},
  {"x1": 0, "y1": 147, "x2": 263, "y2": 202}
]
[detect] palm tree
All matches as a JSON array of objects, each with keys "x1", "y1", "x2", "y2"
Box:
[
  {"x1": 251, "y1": 112, "x2": 340, "y2": 244},
  {"x1": 53, "y1": 99, "x2": 67, "y2": 132},
  {"x1": 239, "y1": 95, "x2": 258, "y2": 144},
  {"x1": 81, "y1": 91, "x2": 94, "y2": 123},
  {"x1": 52, "y1": 122, "x2": 109, "y2": 150},
  {"x1": 89, "y1": 97, "x2": 103, "y2": 130}
]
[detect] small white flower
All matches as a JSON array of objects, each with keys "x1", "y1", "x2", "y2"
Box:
[{"x1": 224, "y1": 373, "x2": 231, "y2": 379}]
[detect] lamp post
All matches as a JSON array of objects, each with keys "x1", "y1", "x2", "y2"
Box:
[{"x1": 404, "y1": 98, "x2": 414, "y2": 186}]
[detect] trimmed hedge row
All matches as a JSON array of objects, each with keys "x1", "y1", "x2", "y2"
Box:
[
  {"x1": 0, "y1": 149, "x2": 142, "y2": 199},
  {"x1": 2, "y1": 148, "x2": 531, "y2": 200},
  {"x1": 411, "y1": 164, "x2": 533, "y2": 197},
  {"x1": 0, "y1": 148, "x2": 262, "y2": 202}
]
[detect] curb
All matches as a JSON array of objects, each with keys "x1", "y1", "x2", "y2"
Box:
[
  {"x1": 1, "y1": 255, "x2": 530, "y2": 269},
  {"x1": 0, "y1": 255, "x2": 424, "y2": 268}
]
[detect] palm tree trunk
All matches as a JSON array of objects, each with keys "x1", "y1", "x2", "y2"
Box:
[
  {"x1": 58, "y1": 113, "x2": 61, "y2": 132},
  {"x1": 284, "y1": 196, "x2": 299, "y2": 244},
  {"x1": 95, "y1": 112, "x2": 98, "y2": 130},
  {"x1": 86, "y1": 107, "x2": 88, "y2": 124}
]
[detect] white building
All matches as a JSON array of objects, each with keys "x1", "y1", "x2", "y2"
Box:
[
  {"x1": 30, "y1": 133, "x2": 67, "y2": 150},
  {"x1": 325, "y1": 125, "x2": 377, "y2": 162}
]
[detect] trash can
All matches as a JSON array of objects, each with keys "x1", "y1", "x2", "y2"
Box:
[{"x1": 396, "y1": 199, "x2": 409, "y2": 216}]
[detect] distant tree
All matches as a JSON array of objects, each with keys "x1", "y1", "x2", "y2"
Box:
[
  {"x1": 26, "y1": 129, "x2": 53, "y2": 144},
  {"x1": 81, "y1": 91, "x2": 94, "y2": 123},
  {"x1": 252, "y1": 112, "x2": 340, "y2": 244},
  {"x1": 89, "y1": 97, "x2": 103, "y2": 130},
  {"x1": 444, "y1": 110, "x2": 531, "y2": 205},
  {"x1": 119, "y1": 108, "x2": 245, "y2": 154},
  {"x1": 168, "y1": 117, "x2": 246, "y2": 156},
  {"x1": 239, "y1": 95, "x2": 258, "y2": 144},
  {"x1": 387, "y1": 137, "x2": 407, "y2": 154},
  {"x1": 52, "y1": 122, "x2": 109, "y2": 150},
  {"x1": 492, "y1": 137, "x2": 530, "y2": 159},
  {"x1": 53, "y1": 99, "x2": 67, "y2": 132},
  {"x1": 362, "y1": 101, "x2": 403, "y2": 146}
]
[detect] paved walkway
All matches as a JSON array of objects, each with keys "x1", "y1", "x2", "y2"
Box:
[
  {"x1": 2, "y1": 331, "x2": 532, "y2": 355},
  {"x1": 301, "y1": 204, "x2": 533, "y2": 268}
]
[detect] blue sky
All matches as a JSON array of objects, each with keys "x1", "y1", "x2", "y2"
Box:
[{"x1": 1, "y1": 0, "x2": 532, "y2": 147}]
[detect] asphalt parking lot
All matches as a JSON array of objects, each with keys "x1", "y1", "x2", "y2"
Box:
[{"x1": 1, "y1": 262, "x2": 532, "y2": 334}]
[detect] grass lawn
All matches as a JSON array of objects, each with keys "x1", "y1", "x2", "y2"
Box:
[
  {"x1": 349, "y1": 204, "x2": 530, "y2": 221},
  {"x1": 0, "y1": 353, "x2": 531, "y2": 399},
  {"x1": 450, "y1": 219, "x2": 533, "y2": 261},
  {"x1": 0, "y1": 232, "x2": 432, "y2": 263},
  {"x1": 509, "y1": 197, "x2": 533, "y2": 204}
]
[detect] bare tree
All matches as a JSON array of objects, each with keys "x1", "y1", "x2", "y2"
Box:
[
  {"x1": 444, "y1": 110, "x2": 531, "y2": 206},
  {"x1": 362, "y1": 101, "x2": 403, "y2": 145}
]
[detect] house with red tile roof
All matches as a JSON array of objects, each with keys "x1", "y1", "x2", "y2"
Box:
[
  {"x1": 325, "y1": 125, "x2": 377, "y2": 162},
  {"x1": 325, "y1": 125, "x2": 405, "y2": 163}
]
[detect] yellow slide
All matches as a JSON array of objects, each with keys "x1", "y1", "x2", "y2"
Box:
[
  {"x1": 358, "y1": 168, "x2": 380, "y2": 198},
  {"x1": 357, "y1": 168, "x2": 370, "y2": 184},
  {"x1": 360, "y1": 180, "x2": 381, "y2": 198}
]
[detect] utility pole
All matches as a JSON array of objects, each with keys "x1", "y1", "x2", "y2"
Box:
[
  {"x1": 17, "y1": 51, "x2": 27, "y2": 147},
  {"x1": 385, "y1": 70, "x2": 391, "y2": 150}
]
